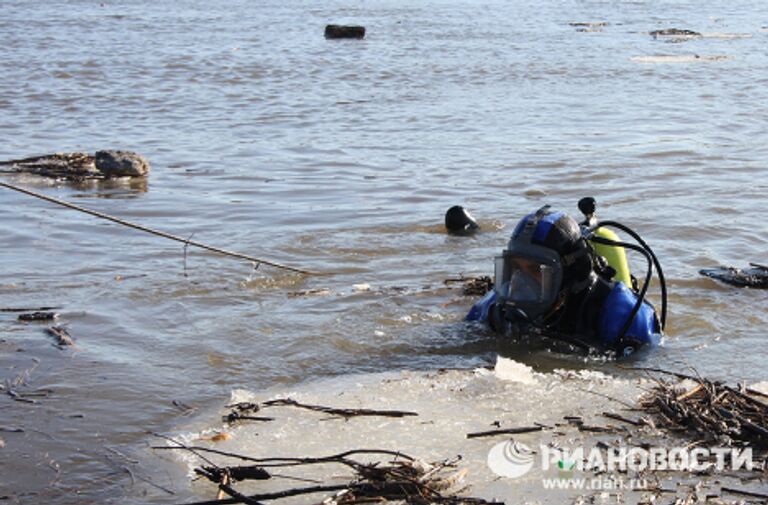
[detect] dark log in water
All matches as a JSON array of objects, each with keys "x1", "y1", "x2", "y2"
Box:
[
  {"x1": 700, "y1": 263, "x2": 768, "y2": 288},
  {"x1": 325, "y1": 24, "x2": 366, "y2": 39},
  {"x1": 650, "y1": 28, "x2": 702, "y2": 39},
  {"x1": 18, "y1": 311, "x2": 58, "y2": 322},
  {"x1": 0, "y1": 152, "x2": 98, "y2": 178},
  {"x1": 0, "y1": 150, "x2": 149, "y2": 179}
]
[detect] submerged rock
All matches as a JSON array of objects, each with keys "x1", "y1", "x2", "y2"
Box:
[
  {"x1": 325, "y1": 24, "x2": 366, "y2": 39},
  {"x1": 94, "y1": 150, "x2": 150, "y2": 177}
]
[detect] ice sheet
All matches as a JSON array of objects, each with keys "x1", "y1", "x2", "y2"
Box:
[{"x1": 162, "y1": 357, "x2": 665, "y2": 503}]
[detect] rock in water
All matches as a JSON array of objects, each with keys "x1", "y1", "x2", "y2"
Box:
[
  {"x1": 94, "y1": 150, "x2": 150, "y2": 177},
  {"x1": 325, "y1": 24, "x2": 365, "y2": 39}
]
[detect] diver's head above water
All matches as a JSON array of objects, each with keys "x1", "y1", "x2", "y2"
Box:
[
  {"x1": 445, "y1": 205, "x2": 480, "y2": 235},
  {"x1": 494, "y1": 205, "x2": 593, "y2": 323}
]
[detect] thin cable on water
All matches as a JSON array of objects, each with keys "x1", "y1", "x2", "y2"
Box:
[{"x1": 0, "y1": 181, "x2": 318, "y2": 276}]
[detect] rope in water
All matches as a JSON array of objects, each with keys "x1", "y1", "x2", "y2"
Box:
[{"x1": 0, "y1": 181, "x2": 318, "y2": 276}]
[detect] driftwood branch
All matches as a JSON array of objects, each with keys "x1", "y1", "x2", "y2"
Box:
[
  {"x1": 601, "y1": 411, "x2": 643, "y2": 426},
  {"x1": 153, "y1": 446, "x2": 414, "y2": 468},
  {"x1": 465, "y1": 426, "x2": 543, "y2": 439},
  {"x1": 260, "y1": 398, "x2": 418, "y2": 419},
  {"x1": 171, "y1": 449, "x2": 501, "y2": 505},
  {"x1": 46, "y1": 326, "x2": 74, "y2": 347}
]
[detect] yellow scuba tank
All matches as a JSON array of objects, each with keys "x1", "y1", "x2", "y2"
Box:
[
  {"x1": 577, "y1": 198, "x2": 633, "y2": 287},
  {"x1": 590, "y1": 227, "x2": 632, "y2": 287}
]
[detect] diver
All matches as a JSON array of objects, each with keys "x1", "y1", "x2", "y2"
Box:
[
  {"x1": 445, "y1": 205, "x2": 480, "y2": 235},
  {"x1": 465, "y1": 198, "x2": 666, "y2": 357}
]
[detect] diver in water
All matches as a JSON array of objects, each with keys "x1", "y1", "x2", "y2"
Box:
[
  {"x1": 466, "y1": 199, "x2": 666, "y2": 357},
  {"x1": 445, "y1": 205, "x2": 480, "y2": 235}
]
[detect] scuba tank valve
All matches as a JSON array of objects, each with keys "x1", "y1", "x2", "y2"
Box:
[{"x1": 578, "y1": 197, "x2": 632, "y2": 287}]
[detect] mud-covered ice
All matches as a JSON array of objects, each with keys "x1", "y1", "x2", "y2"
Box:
[{"x1": 161, "y1": 357, "x2": 674, "y2": 503}]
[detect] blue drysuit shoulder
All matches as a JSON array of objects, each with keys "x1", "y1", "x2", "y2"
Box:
[
  {"x1": 597, "y1": 282, "x2": 662, "y2": 348},
  {"x1": 466, "y1": 290, "x2": 496, "y2": 322}
]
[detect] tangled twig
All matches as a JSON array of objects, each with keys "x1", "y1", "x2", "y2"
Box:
[{"x1": 639, "y1": 371, "x2": 768, "y2": 449}]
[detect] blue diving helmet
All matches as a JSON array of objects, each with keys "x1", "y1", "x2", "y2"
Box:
[{"x1": 494, "y1": 205, "x2": 593, "y2": 324}]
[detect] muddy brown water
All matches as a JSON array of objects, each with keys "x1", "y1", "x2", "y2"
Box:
[{"x1": 1, "y1": 0, "x2": 767, "y2": 502}]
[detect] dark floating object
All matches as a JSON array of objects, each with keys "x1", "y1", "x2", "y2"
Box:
[
  {"x1": 94, "y1": 150, "x2": 150, "y2": 177},
  {"x1": 325, "y1": 24, "x2": 366, "y2": 39},
  {"x1": 444, "y1": 205, "x2": 480, "y2": 235},
  {"x1": 47, "y1": 325, "x2": 74, "y2": 347},
  {"x1": 0, "y1": 150, "x2": 150, "y2": 179},
  {"x1": 699, "y1": 263, "x2": 768, "y2": 288},
  {"x1": 444, "y1": 275, "x2": 493, "y2": 296},
  {"x1": 200, "y1": 464, "x2": 271, "y2": 483},
  {"x1": 569, "y1": 21, "x2": 607, "y2": 32},
  {"x1": 569, "y1": 22, "x2": 607, "y2": 27},
  {"x1": 18, "y1": 311, "x2": 58, "y2": 322},
  {"x1": 650, "y1": 28, "x2": 701, "y2": 40}
]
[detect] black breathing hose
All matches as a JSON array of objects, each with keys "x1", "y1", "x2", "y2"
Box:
[{"x1": 594, "y1": 220, "x2": 667, "y2": 331}]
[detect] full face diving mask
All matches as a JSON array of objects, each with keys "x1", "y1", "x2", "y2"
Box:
[{"x1": 493, "y1": 209, "x2": 565, "y2": 322}]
